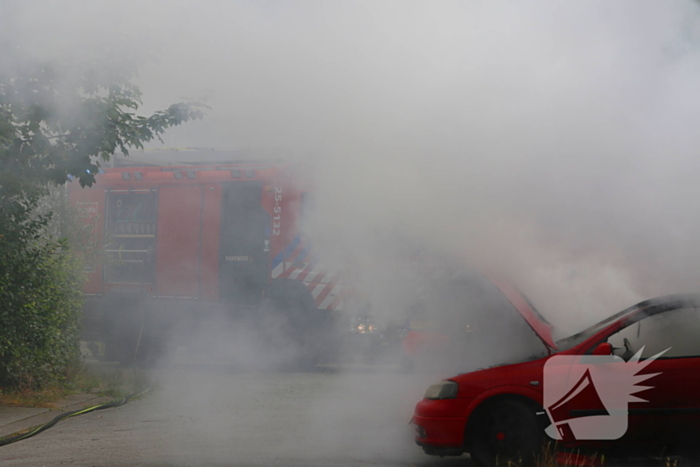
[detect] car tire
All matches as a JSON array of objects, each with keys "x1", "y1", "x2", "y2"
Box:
[{"x1": 469, "y1": 399, "x2": 544, "y2": 467}]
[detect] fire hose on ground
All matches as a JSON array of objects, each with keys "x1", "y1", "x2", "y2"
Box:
[{"x1": 0, "y1": 388, "x2": 150, "y2": 447}]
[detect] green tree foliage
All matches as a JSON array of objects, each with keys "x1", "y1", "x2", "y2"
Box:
[
  {"x1": 0, "y1": 58, "x2": 205, "y2": 224},
  {"x1": 0, "y1": 53, "x2": 204, "y2": 389},
  {"x1": 0, "y1": 238, "x2": 83, "y2": 390}
]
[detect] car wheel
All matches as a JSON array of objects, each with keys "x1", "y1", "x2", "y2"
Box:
[{"x1": 469, "y1": 399, "x2": 543, "y2": 467}]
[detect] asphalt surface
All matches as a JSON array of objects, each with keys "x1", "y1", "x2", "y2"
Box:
[{"x1": 0, "y1": 363, "x2": 454, "y2": 466}]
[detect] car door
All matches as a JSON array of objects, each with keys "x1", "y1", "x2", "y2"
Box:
[{"x1": 605, "y1": 306, "x2": 700, "y2": 448}]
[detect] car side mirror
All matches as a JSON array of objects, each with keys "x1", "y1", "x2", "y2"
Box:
[{"x1": 592, "y1": 342, "x2": 613, "y2": 356}]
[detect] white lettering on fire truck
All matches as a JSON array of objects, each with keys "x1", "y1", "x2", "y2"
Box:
[
  {"x1": 225, "y1": 256, "x2": 249, "y2": 262},
  {"x1": 272, "y1": 186, "x2": 282, "y2": 235},
  {"x1": 76, "y1": 201, "x2": 98, "y2": 216}
]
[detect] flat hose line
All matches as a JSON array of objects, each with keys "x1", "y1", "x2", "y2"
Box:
[{"x1": 0, "y1": 388, "x2": 151, "y2": 447}]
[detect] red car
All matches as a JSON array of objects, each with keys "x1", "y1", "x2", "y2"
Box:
[{"x1": 413, "y1": 281, "x2": 700, "y2": 466}]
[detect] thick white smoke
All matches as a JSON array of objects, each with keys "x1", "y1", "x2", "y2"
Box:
[
  {"x1": 5, "y1": 1, "x2": 700, "y2": 462},
  {"x1": 6, "y1": 0, "x2": 700, "y2": 332},
  {"x1": 6, "y1": 0, "x2": 700, "y2": 362}
]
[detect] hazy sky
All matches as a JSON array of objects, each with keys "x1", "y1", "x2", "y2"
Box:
[{"x1": 5, "y1": 0, "x2": 700, "y2": 327}]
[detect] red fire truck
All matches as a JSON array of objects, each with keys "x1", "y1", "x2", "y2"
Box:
[{"x1": 69, "y1": 159, "x2": 343, "y2": 366}]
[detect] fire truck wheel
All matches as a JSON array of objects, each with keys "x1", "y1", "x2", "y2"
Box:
[{"x1": 264, "y1": 279, "x2": 325, "y2": 370}]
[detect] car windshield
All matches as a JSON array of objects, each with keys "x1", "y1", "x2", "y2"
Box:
[{"x1": 555, "y1": 306, "x2": 639, "y2": 351}]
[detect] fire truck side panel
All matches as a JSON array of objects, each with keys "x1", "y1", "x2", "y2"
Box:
[
  {"x1": 200, "y1": 183, "x2": 222, "y2": 301},
  {"x1": 69, "y1": 163, "x2": 350, "y2": 365},
  {"x1": 155, "y1": 185, "x2": 204, "y2": 298}
]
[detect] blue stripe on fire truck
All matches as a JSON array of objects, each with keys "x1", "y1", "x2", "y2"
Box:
[{"x1": 271, "y1": 235, "x2": 301, "y2": 270}]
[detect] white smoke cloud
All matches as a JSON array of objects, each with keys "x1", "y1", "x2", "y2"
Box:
[
  {"x1": 7, "y1": 0, "x2": 700, "y2": 324},
  {"x1": 6, "y1": 1, "x2": 700, "y2": 463}
]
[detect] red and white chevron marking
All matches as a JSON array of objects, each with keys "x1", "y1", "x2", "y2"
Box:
[{"x1": 270, "y1": 246, "x2": 344, "y2": 310}]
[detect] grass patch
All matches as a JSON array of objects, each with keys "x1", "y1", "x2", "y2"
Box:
[
  {"x1": 0, "y1": 387, "x2": 67, "y2": 408},
  {"x1": 0, "y1": 364, "x2": 150, "y2": 408},
  {"x1": 496, "y1": 443, "x2": 689, "y2": 466}
]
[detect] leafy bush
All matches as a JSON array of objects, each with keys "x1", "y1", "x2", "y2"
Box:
[{"x1": 0, "y1": 215, "x2": 83, "y2": 390}]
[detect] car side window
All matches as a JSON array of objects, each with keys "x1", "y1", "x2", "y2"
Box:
[{"x1": 607, "y1": 307, "x2": 700, "y2": 359}]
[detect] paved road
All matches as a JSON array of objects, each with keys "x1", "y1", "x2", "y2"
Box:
[{"x1": 0, "y1": 364, "x2": 465, "y2": 466}]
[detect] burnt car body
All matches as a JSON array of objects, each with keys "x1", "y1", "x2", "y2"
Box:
[{"x1": 413, "y1": 288, "x2": 700, "y2": 466}]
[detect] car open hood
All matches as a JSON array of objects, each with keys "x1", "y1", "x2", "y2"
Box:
[{"x1": 485, "y1": 274, "x2": 557, "y2": 351}]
